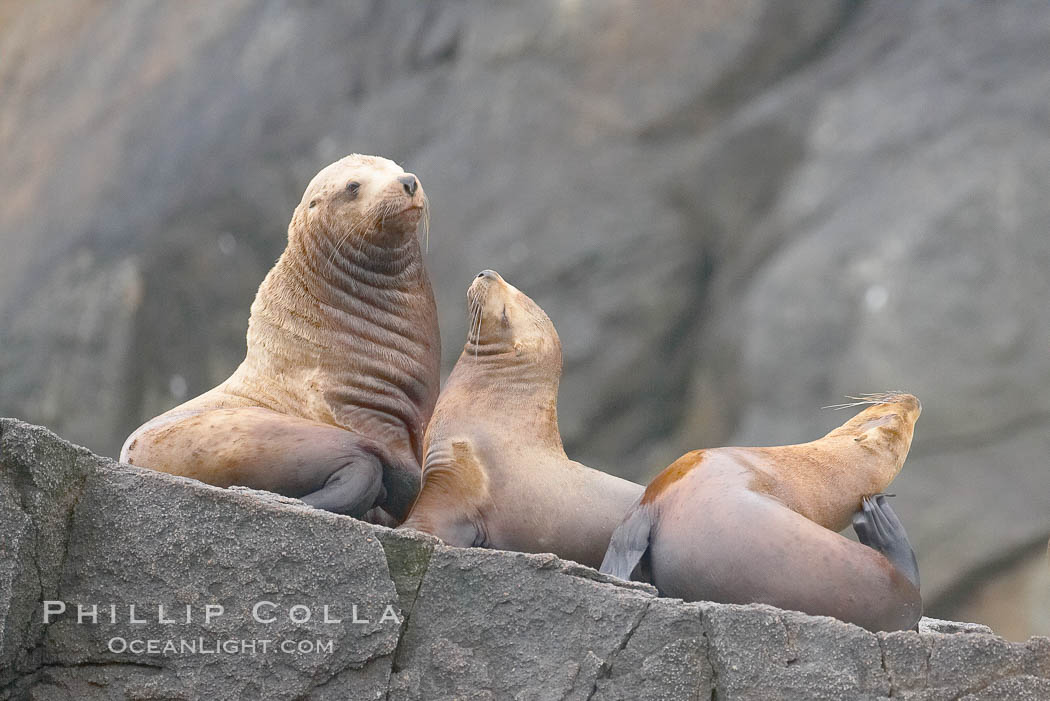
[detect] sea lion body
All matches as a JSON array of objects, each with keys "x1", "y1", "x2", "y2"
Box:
[
  {"x1": 121, "y1": 154, "x2": 440, "y2": 521},
  {"x1": 601, "y1": 394, "x2": 924, "y2": 632},
  {"x1": 400, "y1": 270, "x2": 641, "y2": 568}
]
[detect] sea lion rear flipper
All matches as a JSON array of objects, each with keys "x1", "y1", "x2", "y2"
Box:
[
  {"x1": 852, "y1": 494, "x2": 921, "y2": 590},
  {"x1": 122, "y1": 406, "x2": 400, "y2": 520},
  {"x1": 600, "y1": 498, "x2": 652, "y2": 582}
]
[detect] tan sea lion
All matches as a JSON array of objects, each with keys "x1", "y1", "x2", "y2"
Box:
[
  {"x1": 121, "y1": 154, "x2": 440, "y2": 522},
  {"x1": 601, "y1": 393, "x2": 924, "y2": 632},
  {"x1": 399, "y1": 270, "x2": 643, "y2": 568}
]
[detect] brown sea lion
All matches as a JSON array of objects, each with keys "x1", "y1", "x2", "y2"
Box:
[
  {"x1": 399, "y1": 270, "x2": 642, "y2": 569},
  {"x1": 601, "y1": 393, "x2": 924, "y2": 632},
  {"x1": 121, "y1": 154, "x2": 440, "y2": 522}
]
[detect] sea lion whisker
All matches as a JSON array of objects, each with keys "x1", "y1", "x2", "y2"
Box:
[
  {"x1": 822, "y1": 391, "x2": 911, "y2": 410},
  {"x1": 468, "y1": 288, "x2": 486, "y2": 355},
  {"x1": 324, "y1": 226, "x2": 355, "y2": 276},
  {"x1": 823, "y1": 400, "x2": 877, "y2": 411},
  {"x1": 468, "y1": 300, "x2": 482, "y2": 352},
  {"x1": 421, "y1": 195, "x2": 431, "y2": 254},
  {"x1": 324, "y1": 217, "x2": 368, "y2": 277}
]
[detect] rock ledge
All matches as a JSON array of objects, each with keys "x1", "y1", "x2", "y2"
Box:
[{"x1": 1, "y1": 418, "x2": 1047, "y2": 700}]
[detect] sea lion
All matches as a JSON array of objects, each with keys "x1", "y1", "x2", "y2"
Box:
[
  {"x1": 399, "y1": 270, "x2": 643, "y2": 569},
  {"x1": 600, "y1": 393, "x2": 924, "y2": 632},
  {"x1": 121, "y1": 154, "x2": 440, "y2": 522}
]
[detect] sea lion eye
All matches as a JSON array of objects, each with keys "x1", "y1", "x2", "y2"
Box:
[
  {"x1": 308, "y1": 199, "x2": 317, "y2": 208},
  {"x1": 346, "y1": 181, "x2": 360, "y2": 199}
]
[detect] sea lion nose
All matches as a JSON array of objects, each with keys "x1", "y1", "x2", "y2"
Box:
[
  {"x1": 399, "y1": 174, "x2": 418, "y2": 196},
  {"x1": 476, "y1": 269, "x2": 498, "y2": 280}
]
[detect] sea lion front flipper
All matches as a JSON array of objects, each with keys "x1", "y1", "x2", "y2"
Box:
[
  {"x1": 399, "y1": 440, "x2": 486, "y2": 548},
  {"x1": 600, "y1": 498, "x2": 653, "y2": 582},
  {"x1": 300, "y1": 447, "x2": 385, "y2": 518},
  {"x1": 853, "y1": 495, "x2": 921, "y2": 590}
]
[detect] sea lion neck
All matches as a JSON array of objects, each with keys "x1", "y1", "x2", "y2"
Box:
[
  {"x1": 293, "y1": 217, "x2": 422, "y2": 282},
  {"x1": 445, "y1": 349, "x2": 565, "y2": 453},
  {"x1": 258, "y1": 230, "x2": 432, "y2": 354},
  {"x1": 760, "y1": 398, "x2": 919, "y2": 531},
  {"x1": 230, "y1": 223, "x2": 439, "y2": 462},
  {"x1": 455, "y1": 347, "x2": 561, "y2": 400}
]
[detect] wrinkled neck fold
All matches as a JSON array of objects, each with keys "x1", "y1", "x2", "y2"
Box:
[
  {"x1": 292, "y1": 218, "x2": 420, "y2": 288},
  {"x1": 458, "y1": 342, "x2": 560, "y2": 393},
  {"x1": 449, "y1": 347, "x2": 565, "y2": 454},
  {"x1": 235, "y1": 219, "x2": 435, "y2": 450}
]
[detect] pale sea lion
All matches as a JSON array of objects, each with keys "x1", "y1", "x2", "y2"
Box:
[
  {"x1": 400, "y1": 270, "x2": 642, "y2": 569},
  {"x1": 121, "y1": 154, "x2": 440, "y2": 522},
  {"x1": 601, "y1": 393, "x2": 923, "y2": 632}
]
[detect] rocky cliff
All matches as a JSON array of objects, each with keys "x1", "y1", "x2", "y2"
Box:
[
  {"x1": 1, "y1": 419, "x2": 1048, "y2": 700},
  {"x1": 1, "y1": 0, "x2": 1048, "y2": 633}
]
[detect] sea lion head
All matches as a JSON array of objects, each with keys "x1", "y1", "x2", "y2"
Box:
[
  {"x1": 293, "y1": 154, "x2": 428, "y2": 247},
  {"x1": 464, "y1": 270, "x2": 561, "y2": 366},
  {"x1": 827, "y1": 392, "x2": 922, "y2": 473},
  {"x1": 836, "y1": 392, "x2": 921, "y2": 432}
]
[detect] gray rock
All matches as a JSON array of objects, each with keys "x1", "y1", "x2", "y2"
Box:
[
  {"x1": 926, "y1": 633, "x2": 1027, "y2": 697},
  {"x1": 958, "y1": 676, "x2": 1050, "y2": 701},
  {"x1": 0, "y1": 419, "x2": 400, "y2": 700},
  {"x1": 920, "y1": 617, "x2": 995, "y2": 636},
  {"x1": 879, "y1": 630, "x2": 931, "y2": 698},
  {"x1": 591, "y1": 598, "x2": 711, "y2": 701},
  {"x1": 2, "y1": 419, "x2": 1049, "y2": 700},
  {"x1": 0, "y1": 420, "x2": 99, "y2": 689},
  {"x1": 387, "y1": 545, "x2": 657, "y2": 701},
  {"x1": 700, "y1": 603, "x2": 888, "y2": 700}
]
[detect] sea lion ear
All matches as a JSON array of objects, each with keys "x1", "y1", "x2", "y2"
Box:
[{"x1": 855, "y1": 414, "x2": 900, "y2": 442}]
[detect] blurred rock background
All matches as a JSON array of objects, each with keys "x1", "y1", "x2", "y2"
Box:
[{"x1": 0, "y1": 0, "x2": 1046, "y2": 638}]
